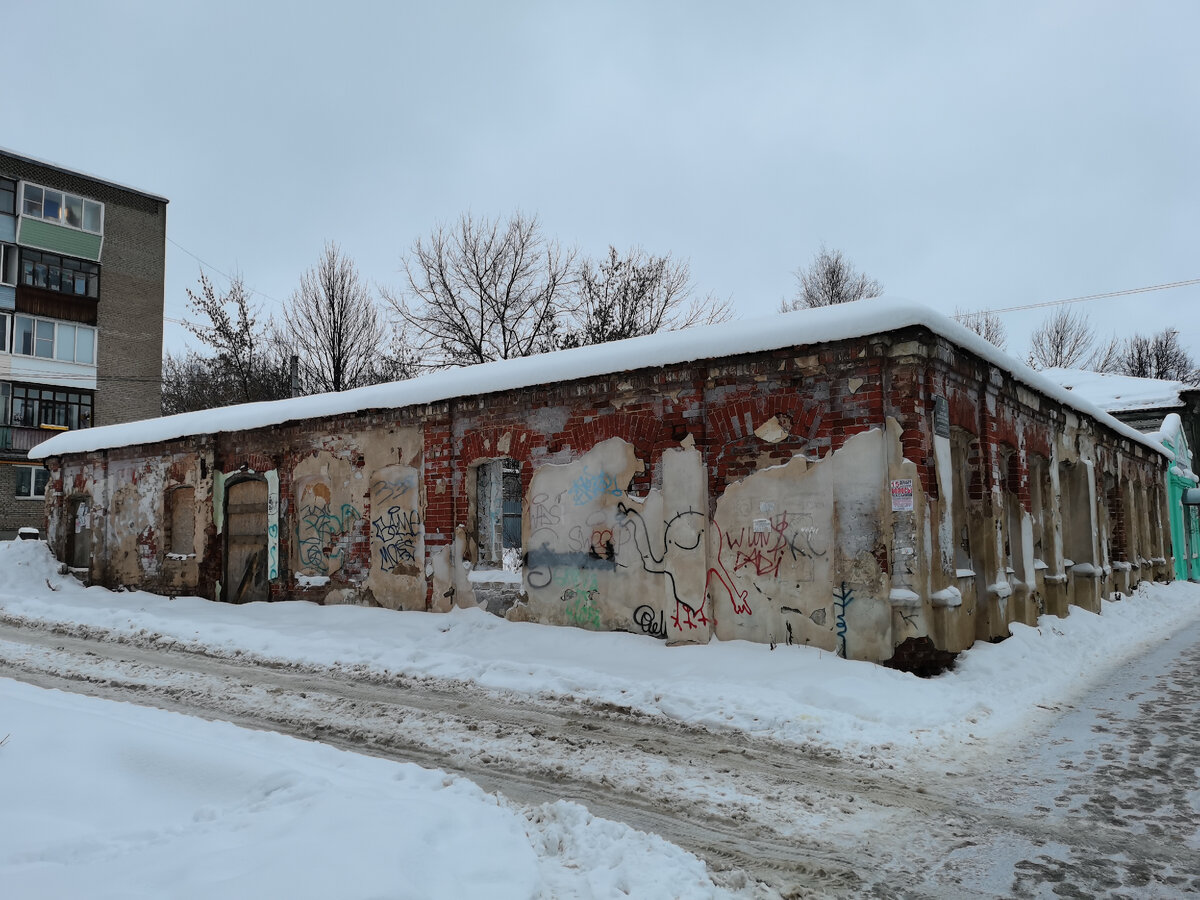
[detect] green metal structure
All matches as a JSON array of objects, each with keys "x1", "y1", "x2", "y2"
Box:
[{"x1": 1157, "y1": 413, "x2": 1200, "y2": 581}]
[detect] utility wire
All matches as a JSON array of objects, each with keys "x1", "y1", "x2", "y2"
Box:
[
  {"x1": 957, "y1": 277, "x2": 1200, "y2": 319},
  {"x1": 166, "y1": 236, "x2": 286, "y2": 309}
]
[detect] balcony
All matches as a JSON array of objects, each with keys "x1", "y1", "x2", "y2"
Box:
[{"x1": 0, "y1": 424, "x2": 65, "y2": 455}]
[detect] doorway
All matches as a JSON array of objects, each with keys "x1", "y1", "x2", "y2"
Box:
[{"x1": 224, "y1": 478, "x2": 269, "y2": 603}]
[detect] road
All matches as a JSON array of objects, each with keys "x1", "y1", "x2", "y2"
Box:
[{"x1": 1, "y1": 612, "x2": 1197, "y2": 898}]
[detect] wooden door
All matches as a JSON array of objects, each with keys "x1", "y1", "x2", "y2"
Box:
[
  {"x1": 67, "y1": 497, "x2": 91, "y2": 569},
  {"x1": 225, "y1": 479, "x2": 269, "y2": 604}
]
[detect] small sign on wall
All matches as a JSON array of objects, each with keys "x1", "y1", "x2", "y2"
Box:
[
  {"x1": 890, "y1": 479, "x2": 914, "y2": 511},
  {"x1": 934, "y1": 396, "x2": 950, "y2": 439}
]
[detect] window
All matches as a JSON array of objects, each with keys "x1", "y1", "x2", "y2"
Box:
[
  {"x1": 19, "y1": 249, "x2": 99, "y2": 298},
  {"x1": 11, "y1": 315, "x2": 96, "y2": 363},
  {"x1": 168, "y1": 487, "x2": 196, "y2": 555},
  {"x1": 9, "y1": 384, "x2": 93, "y2": 429},
  {"x1": 20, "y1": 182, "x2": 102, "y2": 234},
  {"x1": 15, "y1": 465, "x2": 49, "y2": 500},
  {"x1": 949, "y1": 429, "x2": 975, "y2": 572},
  {"x1": 0, "y1": 244, "x2": 16, "y2": 286},
  {"x1": 0, "y1": 177, "x2": 15, "y2": 216},
  {"x1": 0, "y1": 313, "x2": 8, "y2": 354},
  {"x1": 0, "y1": 382, "x2": 8, "y2": 425},
  {"x1": 476, "y1": 458, "x2": 522, "y2": 567}
]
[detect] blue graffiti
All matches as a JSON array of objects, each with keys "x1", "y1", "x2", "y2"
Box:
[
  {"x1": 567, "y1": 466, "x2": 624, "y2": 506},
  {"x1": 833, "y1": 581, "x2": 855, "y2": 659}
]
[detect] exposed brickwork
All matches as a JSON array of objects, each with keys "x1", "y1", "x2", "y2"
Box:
[{"x1": 40, "y1": 325, "x2": 1172, "y2": 671}]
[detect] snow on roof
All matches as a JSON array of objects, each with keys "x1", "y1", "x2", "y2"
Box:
[
  {"x1": 30, "y1": 297, "x2": 1169, "y2": 460},
  {"x1": 0, "y1": 145, "x2": 169, "y2": 204},
  {"x1": 1039, "y1": 367, "x2": 1191, "y2": 413}
]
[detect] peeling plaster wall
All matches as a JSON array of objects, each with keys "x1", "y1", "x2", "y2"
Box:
[{"x1": 40, "y1": 327, "x2": 1174, "y2": 670}]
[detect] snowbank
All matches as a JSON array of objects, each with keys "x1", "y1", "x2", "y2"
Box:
[
  {"x1": 3, "y1": 541, "x2": 1198, "y2": 762},
  {"x1": 0, "y1": 678, "x2": 727, "y2": 899},
  {"x1": 31, "y1": 298, "x2": 1168, "y2": 459}
]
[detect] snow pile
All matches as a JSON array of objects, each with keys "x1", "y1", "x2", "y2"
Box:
[
  {"x1": 4, "y1": 541, "x2": 1199, "y2": 763},
  {"x1": 0, "y1": 678, "x2": 727, "y2": 899},
  {"x1": 31, "y1": 297, "x2": 1168, "y2": 460}
]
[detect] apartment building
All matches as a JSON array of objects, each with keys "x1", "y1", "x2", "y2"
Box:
[{"x1": 0, "y1": 149, "x2": 166, "y2": 538}]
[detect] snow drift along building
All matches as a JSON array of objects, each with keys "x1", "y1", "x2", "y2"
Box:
[{"x1": 31, "y1": 300, "x2": 1173, "y2": 671}]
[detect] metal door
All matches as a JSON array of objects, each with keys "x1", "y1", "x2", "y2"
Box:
[{"x1": 225, "y1": 479, "x2": 269, "y2": 603}]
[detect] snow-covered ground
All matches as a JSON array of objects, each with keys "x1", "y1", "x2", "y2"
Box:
[
  {"x1": 3, "y1": 539, "x2": 1200, "y2": 897},
  {"x1": 0, "y1": 678, "x2": 724, "y2": 900},
  {"x1": 3, "y1": 542, "x2": 1198, "y2": 759}
]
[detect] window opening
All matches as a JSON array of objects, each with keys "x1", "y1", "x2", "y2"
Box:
[
  {"x1": 0, "y1": 244, "x2": 16, "y2": 286},
  {"x1": 476, "y1": 458, "x2": 522, "y2": 568},
  {"x1": 19, "y1": 249, "x2": 99, "y2": 298},
  {"x1": 0, "y1": 178, "x2": 15, "y2": 216},
  {"x1": 15, "y1": 465, "x2": 49, "y2": 499},
  {"x1": 11, "y1": 315, "x2": 96, "y2": 363},
  {"x1": 20, "y1": 182, "x2": 103, "y2": 234},
  {"x1": 168, "y1": 487, "x2": 196, "y2": 556}
]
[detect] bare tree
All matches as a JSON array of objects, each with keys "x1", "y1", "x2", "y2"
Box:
[
  {"x1": 954, "y1": 307, "x2": 1008, "y2": 351},
  {"x1": 1117, "y1": 329, "x2": 1198, "y2": 382},
  {"x1": 389, "y1": 212, "x2": 575, "y2": 368},
  {"x1": 782, "y1": 245, "x2": 883, "y2": 311},
  {"x1": 1027, "y1": 307, "x2": 1095, "y2": 370},
  {"x1": 280, "y1": 242, "x2": 391, "y2": 393},
  {"x1": 560, "y1": 246, "x2": 733, "y2": 348},
  {"x1": 1086, "y1": 334, "x2": 1124, "y2": 374},
  {"x1": 183, "y1": 271, "x2": 283, "y2": 404},
  {"x1": 167, "y1": 271, "x2": 289, "y2": 413}
]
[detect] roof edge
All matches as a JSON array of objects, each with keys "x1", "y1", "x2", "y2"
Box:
[{"x1": 0, "y1": 146, "x2": 168, "y2": 204}]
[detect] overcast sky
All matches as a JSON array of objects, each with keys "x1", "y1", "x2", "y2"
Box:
[{"x1": 3, "y1": 1, "x2": 1196, "y2": 366}]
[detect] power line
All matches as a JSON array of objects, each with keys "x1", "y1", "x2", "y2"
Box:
[
  {"x1": 959, "y1": 277, "x2": 1200, "y2": 319},
  {"x1": 166, "y1": 236, "x2": 286, "y2": 309}
]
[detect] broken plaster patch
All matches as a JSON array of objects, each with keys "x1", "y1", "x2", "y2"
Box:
[
  {"x1": 754, "y1": 415, "x2": 789, "y2": 444},
  {"x1": 848, "y1": 377, "x2": 864, "y2": 394}
]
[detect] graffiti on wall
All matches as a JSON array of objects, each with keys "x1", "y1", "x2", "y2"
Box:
[
  {"x1": 617, "y1": 502, "x2": 711, "y2": 630},
  {"x1": 373, "y1": 506, "x2": 421, "y2": 568},
  {"x1": 368, "y1": 464, "x2": 423, "y2": 583},
  {"x1": 833, "y1": 581, "x2": 855, "y2": 658},
  {"x1": 297, "y1": 500, "x2": 361, "y2": 575}
]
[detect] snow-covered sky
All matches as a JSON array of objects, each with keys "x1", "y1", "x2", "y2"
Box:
[{"x1": 3, "y1": 1, "x2": 1196, "y2": 360}]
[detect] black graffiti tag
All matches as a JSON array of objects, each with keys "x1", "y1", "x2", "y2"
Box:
[{"x1": 633, "y1": 604, "x2": 667, "y2": 639}]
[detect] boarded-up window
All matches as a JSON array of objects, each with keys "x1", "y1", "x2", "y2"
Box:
[
  {"x1": 169, "y1": 487, "x2": 196, "y2": 556},
  {"x1": 476, "y1": 458, "x2": 521, "y2": 567},
  {"x1": 1028, "y1": 454, "x2": 1050, "y2": 563},
  {"x1": 950, "y1": 429, "x2": 975, "y2": 571}
]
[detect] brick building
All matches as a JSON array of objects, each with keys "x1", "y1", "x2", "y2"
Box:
[
  {"x1": 33, "y1": 300, "x2": 1172, "y2": 670},
  {"x1": 0, "y1": 148, "x2": 166, "y2": 539}
]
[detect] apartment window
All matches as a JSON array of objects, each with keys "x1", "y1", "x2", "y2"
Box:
[
  {"x1": 0, "y1": 382, "x2": 8, "y2": 425},
  {"x1": 476, "y1": 457, "x2": 522, "y2": 567},
  {"x1": 0, "y1": 178, "x2": 14, "y2": 216},
  {"x1": 19, "y1": 249, "x2": 99, "y2": 298},
  {"x1": 10, "y1": 384, "x2": 93, "y2": 430},
  {"x1": 12, "y1": 315, "x2": 95, "y2": 363},
  {"x1": 0, "y1": 244, "x2": 16, "y2": 286},
  {"x1": 15, "y1": 465, "x2": 49, "y2": 500},
  {"x1": 0, "y1": 313, "x2": 8, "y2": 354},
  {"x1": 21, "y1": 182, "x2": 102, "y2": 234}
]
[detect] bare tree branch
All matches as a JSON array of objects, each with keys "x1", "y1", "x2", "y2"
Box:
[
  {"x1": 954, "y1": 307, "x2": 1008, "y2": 351},
  {"x1": 1028, "y1": 307, "x2": 1095, "y2": 370},
  {"x1": 389, "y1": 212, "x2": 576, "y2": 368},
  {"x1": 1116, "y1": 328, "x2": 1198, "y2": 382},
  {"x1": 280, "y1": 242, "x2": 391, "y2": 393},
  {"x1": 782, "y1": 245, "x2": 883, "y2": 310},
  {"x1": 561, "y1": 246, "x2": 733, "y2": 348}
]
